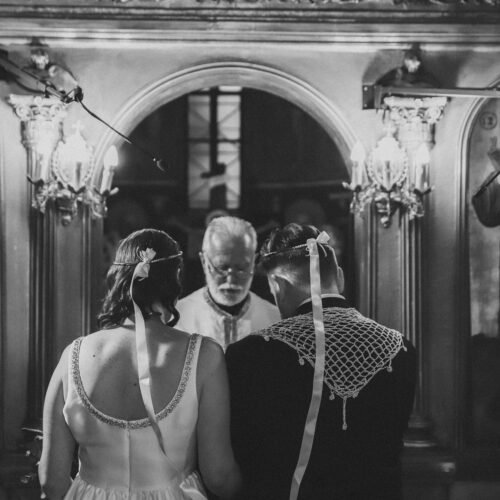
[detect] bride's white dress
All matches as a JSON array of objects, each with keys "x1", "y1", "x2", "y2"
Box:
[{"x1": 62, "y1": 334, "x2": 207, "y2": 499}]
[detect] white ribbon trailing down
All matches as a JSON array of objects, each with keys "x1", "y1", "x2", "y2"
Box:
[
  {"x1": 130, "y1": 248, "x2": 166, "y2": 455},
  {"x1": 289, "y1": 231, "x2": 329, "y2": 500},
  {"x1": 179, "y1": 471, "x2": 209, "y2": 499}
]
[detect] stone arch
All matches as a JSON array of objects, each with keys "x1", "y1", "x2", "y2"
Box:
[{"x1": 93, "y1": 61, "x2": 357, "y2": 179}]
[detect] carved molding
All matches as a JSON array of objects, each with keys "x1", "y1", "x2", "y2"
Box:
[
  {"x1": 194, "y1": 0, "x2": 500, "y2": 4},
  {"x1": 0, "y1": 0, "x2": 499, "y2": 24},
  {"x1": 100, "y1": 0, "x2": 500, "y2": 5}
]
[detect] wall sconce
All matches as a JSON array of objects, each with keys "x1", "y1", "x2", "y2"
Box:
[
  {"x1": 9, "y1": 96, "x2": 119, "y2": 226},
  {"x1": 344, "y1": 120, "x2": 432, "y2": 228},
  {"x1": 32, "y1": 121, "x2": 118, "y2": 225},
  {"x1": 350, "y1": 46, "x2": 450, "y2": 227}
]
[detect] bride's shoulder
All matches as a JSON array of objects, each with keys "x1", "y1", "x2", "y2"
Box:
[
  {"x1": 75, "y1": 327, "x2": 134, "y2": 358},
  {"x1": 199, "y1": 335, "x2": 223, "y2": 354},
  {"x1": 196, "y1": 336, "x2": 225, "y2": 372}
]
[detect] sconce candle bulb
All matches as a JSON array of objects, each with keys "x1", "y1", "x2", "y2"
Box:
[
  {"x1": 414, "y1": 143, "x2": 430, "y2": 192},
  {"x1": 350, "y1": 142, "x2": 366, "y2": 187},
  {"x1": 100, "y1": 145, "x2": 118, "y2": 193},
  {"x1": 378, "y1": 135, "x2": 396, "y2": 164},
  {"x1": 37, "y1": 155, "x2": 51, "y2": 182}
]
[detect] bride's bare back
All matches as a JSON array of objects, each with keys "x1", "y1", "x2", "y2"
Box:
[{"x1": 77, "y1": 319, "x2": 192, "y2": 421}]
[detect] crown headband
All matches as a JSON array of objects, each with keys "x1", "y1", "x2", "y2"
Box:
[
  {"x1": 261, "y1": 231, "x2": 332, "y2": 260},
  {"x1": 113, "y1": 250, "x2": 183, "y2": 266}
]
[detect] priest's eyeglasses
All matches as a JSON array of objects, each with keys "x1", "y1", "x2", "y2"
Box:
[{"x1": 201, "y1": 252, "x2": 255, "y2": 279}]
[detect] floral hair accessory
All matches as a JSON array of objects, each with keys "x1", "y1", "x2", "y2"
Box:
[
  {"x1": 113, "y1": 249, "x2": 183, "y2": 267},
  {"x1": 135, "y1": 248, "x2": 156, "y2": 281},
  {"x1": 139, "y1": 248, "x2": 156, "y2": 263}
]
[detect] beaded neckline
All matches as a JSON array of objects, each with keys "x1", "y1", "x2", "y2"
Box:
[{"x1": 71, "y1": 334, "x2": 198, "y2": 429}]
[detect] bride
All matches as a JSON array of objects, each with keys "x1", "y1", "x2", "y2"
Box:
[{"x1": 39, "y1": 228, "x2": 241, "y2": 499}]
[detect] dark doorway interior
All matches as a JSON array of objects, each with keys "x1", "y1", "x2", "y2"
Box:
[{"x1": 103, "y1": 88, "x2": 353, "y2": 305}]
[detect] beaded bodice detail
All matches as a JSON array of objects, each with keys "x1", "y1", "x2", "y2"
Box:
[
  {"x1": 259, "y1": 307, "x2": 405, "y2": 404},
  {"x1": 70, "y1": 334, "x2": 199, "y2": 429}
]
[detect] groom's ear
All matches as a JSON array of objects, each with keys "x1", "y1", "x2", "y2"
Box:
[
  {"x1": 268, "y1": 273, "x2": 292, "y2": 297},
  {"x1": 268, "y1": 273, "x2": 280, "y2": 297}
]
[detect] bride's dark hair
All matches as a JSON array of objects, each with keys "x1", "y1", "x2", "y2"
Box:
[{"x1": 98, "y1": 228, "x2": 183, "y2": 329}]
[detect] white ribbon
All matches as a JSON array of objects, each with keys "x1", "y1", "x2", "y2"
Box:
[
  {"x1": 179, "y1": 471, "x2": 209, "y2": 499},
  {"x1": 289, "y1": 232, "x2": 328, "y2": 500},
  {"x1": 130, "y1": 248, "x2": 166, "y2": 455}
]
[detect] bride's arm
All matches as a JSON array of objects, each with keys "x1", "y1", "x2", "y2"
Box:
[
  {"x1": 39, "y1": 345, "x2": 76, "y2": 499},
  {"x1": 197, "y1": 337, "x2": 241, "y2": 499}
]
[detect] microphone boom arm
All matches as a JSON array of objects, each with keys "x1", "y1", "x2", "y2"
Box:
[{"x1": 0, "y1": 51, "x2": 167, "y2": 171}]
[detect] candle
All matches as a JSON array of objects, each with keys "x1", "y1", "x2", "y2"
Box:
[
  {"x1": 378, "y1": 135, "x2": 398, "y2": 190},
  {"x1": 75, "y1": 161, "x2": 82, "y2": 189},
  {"x1": 101, "y1": 145, "x2": 118, "y2": 193},
  {"x1": 38, "y1": 156, "x2": 51, "y2": 181},
  {"x1": 350, "y1": 142, "x2": 366, "y2": 187},
  {"x1": 100, "y1": 166, "x2": 113, "y2": 193},
  {"x1": 415, "y1": 143, "x2": 430, "y2": 191},
  {"x1": 352, "y1": 162, "x2": 360, "y2": 187},
  {"x1": 67, "y1": 122, "x2": 90, "y2": 189},
  {"x1": 384, "y1": 161, "x2": 392, "y2": 190}
]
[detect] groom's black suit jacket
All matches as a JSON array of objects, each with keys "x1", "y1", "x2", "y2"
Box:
[{"x1": 226, "y1": 297, "x2": 416, "y2": 500}]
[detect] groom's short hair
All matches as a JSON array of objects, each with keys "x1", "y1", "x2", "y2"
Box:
[{"x1": 259, "y1": 223, "x2": 339, "y2": 288}]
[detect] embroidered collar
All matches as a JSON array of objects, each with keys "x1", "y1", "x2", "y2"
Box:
[
  {"x1": 203, "y1": 287, "x2": 251, "y2": 320},
  {"x1": 295, "y1": 295, "x2": 349, "y2": 316},
  {"x1": 258, "y1": 307, "x2": 405, "y2": 430}
]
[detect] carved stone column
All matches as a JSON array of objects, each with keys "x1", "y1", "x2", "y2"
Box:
[
  {"x1": 8, "y1": 95, "x2": 66, "y2": 430},
  {"x1": 384, "y1": 96, "x2": 446, "y2": 447}
]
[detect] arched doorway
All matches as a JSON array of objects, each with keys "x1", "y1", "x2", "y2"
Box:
[
  {"x1": 103, "y1": 86, "x2": 353, "y2": 304},
  {"x1": 91, "y1": 63, "x2": 359, "y2": 317}
]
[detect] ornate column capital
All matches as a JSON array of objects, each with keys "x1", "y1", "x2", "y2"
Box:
[
  {"x1": 8, "y1": 95, "x2": 66, "y2": 124},
  {"x1": 383, "y1": 96, "x2": 447, "y2": 155},
  {"x1": 383, "y1": 96, "x2": 447, "y2": 127}
]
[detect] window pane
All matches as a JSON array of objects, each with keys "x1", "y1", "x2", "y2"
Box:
[
  {"x1": 218, "y1": 142, "x2": 241, "y2": 209},
  {"x1": 218, "y1": 94, "x2": 241, "y2": 141},
  {"x1": 188, "y1": 142, "x2": 210, "y2": 208},
  {"x1": 188, "y1": 95, "x2": 210, "y2": 139}
]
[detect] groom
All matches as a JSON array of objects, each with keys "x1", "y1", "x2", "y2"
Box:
[{"x1": 226, "y1": 223, "x2": 416, "y2": 499}]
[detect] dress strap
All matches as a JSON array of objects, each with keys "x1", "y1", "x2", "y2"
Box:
[
  {"x1": 188, "y1": 334, "x2": 203, "y2": 401},
  {"x1": 65, "y1": 337, "x2": 82, "y2": 401}
]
